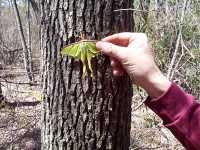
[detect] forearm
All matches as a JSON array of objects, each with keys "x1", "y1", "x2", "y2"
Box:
[
  {"x1": 145, "y1": 82, "x2": 200, "y2": 149},
  {"x1": 137, "y1": 67, "x2": 171, "y2": 99}
]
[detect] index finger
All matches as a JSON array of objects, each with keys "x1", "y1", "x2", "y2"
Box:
[{"x1": 101, "y1": 32, "x2": 142, "y2": 46}]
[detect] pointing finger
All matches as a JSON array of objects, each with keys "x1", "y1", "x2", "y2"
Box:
[{"x1": 96, "y1": 41, "x2": 126, "y2": 60}]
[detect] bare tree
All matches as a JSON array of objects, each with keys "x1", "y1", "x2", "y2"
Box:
[
  {"x1": 29, "y1": 0, "x2": 40, "y2": 23},
  {"x1": 0, "y1": 82, "x2": 2, "y2": 100},
  {"x1": 167, "y1": 0, "x2": 188, "y2": 79},
  {"x1": 41, "y1": 0, "x2": 134, "y2": 149},
  {"x1": 26, "y1": 0, "x2": 33, "y2": 80},
  {"x1": 12, "y1": 0, "x2": 33, "y2": 82}
]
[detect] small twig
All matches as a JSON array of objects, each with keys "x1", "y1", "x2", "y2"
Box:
[
  {"x1": 176, "y1": 57, "x2": 192, "y2": 72},
  {"x1": 132, "y1": 145, "x2": 164, "y2": 150},
  {"x1": 133, "y1": 99, "x2": 146, "y2": 111},
  {"x1": 133, "y1": 86, "x2": 147, "y2": 111},
  {"x1": 4, "y1": 88, "x2": 36, "y2": 94},
  {"x1": 167, "y1": 31, "x2": 182, "y2": 79},
  {"x1": 0, "y1": 77, "x2": 40, "y2": 86},
  {"x1": 113, "y1": 8, "x2": 157, "y2": 13},
  {"x1": 0, "y1": 43, "x2": 23, "y2": 52},
  {"x1": 181, "y1": 39, "x2": 195, "y2": 59},
  {"x1": 170, "y1": 34, "x2": 184, "y2": 79}
]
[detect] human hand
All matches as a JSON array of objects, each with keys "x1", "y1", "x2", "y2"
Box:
[{"x1": 96, "y1": 32, "x2": 171, "y2": 98}]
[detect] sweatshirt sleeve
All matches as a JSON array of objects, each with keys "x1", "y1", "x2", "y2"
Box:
[{"x1": 145, "y1": 82, "x2": 200, "y2": 150}]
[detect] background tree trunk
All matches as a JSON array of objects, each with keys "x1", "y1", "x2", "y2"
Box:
[
  {"x1": 26, "y1": 0, "x2": 33, "y2": 81},
  {"x1": 41, "y1": 0, "x2": 134, "y2": 149},
  {"x1": 12, "y1": 0, "x2": 33, "y2": 82},
  {"x1": 0, "y1": 82, "x2": 2, "y2": 100},
  {"x1": 0, "y1": 0, "x2": 3, "y2": 99}
]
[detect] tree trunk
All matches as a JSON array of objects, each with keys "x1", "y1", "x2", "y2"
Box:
[
  {"x1": 0, "y1": 82, "x2": 2, "y2": 100},
  {"x1": 26, "y1": 0, "x2": 33, "y2": 81},
  {"x1": 41, "y1": 0, "x2": 134, "y2": 150},
  {"x1": 12, "y1": 0, "x2": 33, "y2": 82},
  {"x1": 29, "y1": 0, "x2": 40, "y2": 23}
]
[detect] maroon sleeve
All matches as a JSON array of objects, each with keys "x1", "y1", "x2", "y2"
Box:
[{"x1": 145, "y1": 82, "x2": 200, "y2": 150}]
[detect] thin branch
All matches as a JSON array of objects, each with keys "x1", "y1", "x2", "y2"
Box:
[
  {"x1": 176, "y1": 57, "x2": 192, "y2": 72},
  {"x1": 167, "y1": 0, "x2": 188, "y2": 79},
  {"x1": 133, "y1": 100, "x2": 146, "y2": 111},
  {"x1": 181, "y1": 39, "x2": 195, "y2": 59},
  {"x1": 113, "y1": 8, "x2": 157, "y2": 13},
  {"x1": 170, "y1": 35, "x2": 184, "y2": 79},
  {"x1": 0, "y1": 77, "x2": 40, "y2": 86},
  {"x1": 167, "y1": 31, "x2": 182, "y2": 79}
]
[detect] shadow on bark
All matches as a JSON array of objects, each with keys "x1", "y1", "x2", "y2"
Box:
[
  {"x1": 0, "y1": 99, "x2": 40, "y2": 109},
  {"x1": 11, "y1": 101, "x2": 41, "y2": 107}
]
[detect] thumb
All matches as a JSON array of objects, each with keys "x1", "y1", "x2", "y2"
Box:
[{"x1": 96, "y1": 41, "x2": 125, "y2": 60}]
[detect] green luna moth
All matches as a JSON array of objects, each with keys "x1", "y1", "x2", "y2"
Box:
[{"x1": 61, "y1": 40, "x2": 99, "y2": 78}]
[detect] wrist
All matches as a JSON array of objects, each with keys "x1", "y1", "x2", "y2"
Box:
[{"x1": 141, "y1": 68, "x2": 171, "y2": 98}]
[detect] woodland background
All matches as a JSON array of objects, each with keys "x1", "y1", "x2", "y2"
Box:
[{"x1": 0, "y1": 0, "x2": 199, "y2": 149}]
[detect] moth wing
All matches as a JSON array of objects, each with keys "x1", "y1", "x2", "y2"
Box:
[
  {"x1": 84, "y1": 42, "x2": 98, "y2": 59},
  {"x1": 85, "y1": 43, "x2": 97, "y2": 78},
  {"x1": 86, "y1": 42, "x2": 99, "y2": 55},
  {"x1": 61, "y1": 43, "x2": 81, "y2": 58},
  {"x1": 86, "y1": 51, "x2": 94, "y2": 78},
  {"x1": 80, "y1": 43, "x2": 87, "y2": 78}
]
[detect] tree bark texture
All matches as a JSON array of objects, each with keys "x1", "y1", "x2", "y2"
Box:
[{"x1": 41, "y1": 0, "x2": 134, "y2": 150}]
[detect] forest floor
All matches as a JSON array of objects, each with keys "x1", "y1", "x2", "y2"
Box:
[
  {"x1": 0, "y1": 65, "x2": 41, "y2": 150},
  {"x1": 0, "y1": 63, "x2": 184, "y2": 150}
]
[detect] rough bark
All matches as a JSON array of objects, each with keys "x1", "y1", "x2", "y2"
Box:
[
  {"x1": 41, "y1": 0, "x2": 134, "y2": 150},
  {"x1": 12, "y1": 0, "x2": 33, "y2": 82}
]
